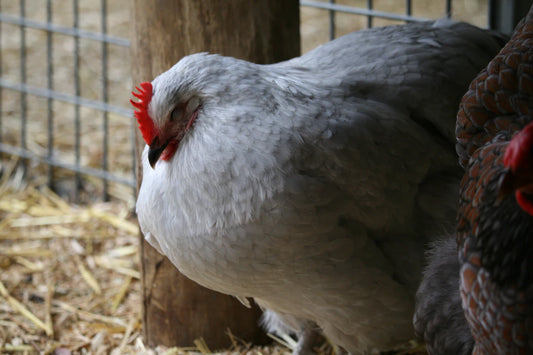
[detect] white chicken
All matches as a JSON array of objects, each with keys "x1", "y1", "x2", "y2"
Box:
[{"x1": 133, "y1": 20, "x2": 504, "y2": 354}]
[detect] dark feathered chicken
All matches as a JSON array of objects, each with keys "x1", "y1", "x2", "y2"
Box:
[
  {"x1": 458, "y1": 129, "x2": 533, "y2": 354},
  {"x1": 415, "y1": 7, "x2": 533, "y2": 354}
]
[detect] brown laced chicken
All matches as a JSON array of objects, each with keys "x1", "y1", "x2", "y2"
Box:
[
  {"x1": 456, "y1": 10, "x2": 533, "y2": 354},
  {"x1": 415, "y1": 7, "x2": 533, "y2": 354}
]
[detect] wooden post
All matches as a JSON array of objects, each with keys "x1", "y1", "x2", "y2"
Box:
[{"x1": 130, "y1": 0, "x2": 300, "y2": 349}]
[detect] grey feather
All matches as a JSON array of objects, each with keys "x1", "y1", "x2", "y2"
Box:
[{"x1": 414, "y1": 237, "x2": 474, "y2": 355}]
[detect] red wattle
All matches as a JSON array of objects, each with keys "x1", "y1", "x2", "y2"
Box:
[
  {"x1": 515, "y1": 190, "x2": 533, "y2": 216},
  {"x1": 161, "y1": 139, "x2": 180, "y2": 161}
]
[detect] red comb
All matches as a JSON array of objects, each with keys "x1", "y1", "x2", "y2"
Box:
[{"x1": 130, "y1": 82, "x2": 156, "y2": 145}]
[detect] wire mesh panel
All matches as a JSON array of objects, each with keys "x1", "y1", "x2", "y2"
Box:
[
  {"x1": 0, "y1": 0, "x2": 134, "y2": 203},
  {"x1": 0, "y1": 0, "x2": 492, "y2": 202},
  {"x1": 300, "y1": 0, "x2": 490, "y2": 52}
]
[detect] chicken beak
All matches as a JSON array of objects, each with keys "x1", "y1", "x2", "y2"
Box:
[{"x1": 148, "y1": 139, "x2": 169, "y2": 169}]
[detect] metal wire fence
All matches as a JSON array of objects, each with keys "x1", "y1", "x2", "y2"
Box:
[
  {"x1": 0, "y1": 0, "x2": 133, "y2": 203},
  {"x1": 0, "y1": 0, "x2": 508, "y2": 203}
]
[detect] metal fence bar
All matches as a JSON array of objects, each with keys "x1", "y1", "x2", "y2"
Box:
[
  {"x1": 366, "y1": 0, "x2": 373, "y2": 28},
  {"x1": 19, "y1": 0, "x2": 27, "y2": 167},
  {"x1": 0, "y1": 142, "x2": 135, "y2": 187},
  {"x1": 446, "y1": 0, "x2": 452, "y2": 17},
  {"x1": 406, "y1": 0, "x2": 412, "y2": 16},
  {"x1": 73, "y1": 0, "x2": 81, "y2": 201},
  {"x1": 101, "y1": 0, "x2": 109, "y2": 200},
  {"x1": 328, "y1": 0, "x2": 335, "y2": 40},
  {"x1": 489, "y1": 0, "x2": 531, "y2": 34},
  {"x1": 0, "y1": 13, "x2": 130, "y2": 47},
  {"x1": 0, "y1": 79, "x2": 131, "y2": 117},
  {"x1": 46, "y1": 0, "x2": 54, "y2": 188},
  {"x1": 300, "y1": 1, "x2": 430, "y2": 22},
  {"x1": 0, "y1": 3, "x2": 2, "y2": 147},
  {"x1": 488, "y1": 0, "x2": 495, "y2": 28}
]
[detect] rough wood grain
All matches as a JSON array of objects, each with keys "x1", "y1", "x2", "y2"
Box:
[{"x1": 130, "y1": 0, "x2": 300, "y2": 349}]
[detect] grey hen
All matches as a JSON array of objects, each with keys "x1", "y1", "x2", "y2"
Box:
[{"x1": 133, "y1": 20, "x2": 504, "y2": 354}]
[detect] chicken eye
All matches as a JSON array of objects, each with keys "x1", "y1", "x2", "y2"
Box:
[{"x1": 170, "y1": 106, "x2": 183, "y2": 122}]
